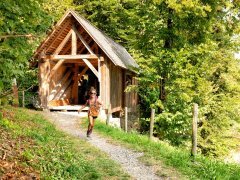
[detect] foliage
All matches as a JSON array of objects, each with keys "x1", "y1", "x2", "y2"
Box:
[
  {"x1": 42, "y1": 0, "x2": 74, "y2": 20},
  {"x1": 0, "y1": 0, "x2": 53, "y2": 95},
  {"x1": 73, "y1": 0, "x2": 240, "y2": 156},
  {"x1": 89, "y1": 119, "x2": 240, "y2": 179},
  {"x1": 0, "y1": 0, "x2": 74, "y2": 106},
  {"x1": 1, "y1": 0, "x2": 239, "y2": 158}
]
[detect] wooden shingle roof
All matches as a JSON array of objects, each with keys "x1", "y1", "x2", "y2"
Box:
[{"x1": 34, "y1": 10, "x2": 138, "y2": 69}]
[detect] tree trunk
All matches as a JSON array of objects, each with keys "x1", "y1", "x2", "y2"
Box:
[{"x1": 159, "y1": 8, "x2": 173, "y2": 101}]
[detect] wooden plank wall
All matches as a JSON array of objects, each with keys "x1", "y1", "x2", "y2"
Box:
[
  {"x1": 100, "y1": 56, "x2": 138, "y2": 113},
  {"x1": 49, "y1": 64, "x2": 72, "y2": 102},
  {"x1": 100, "y1": 55, "x2": 123, "y2": 113},
  {"x1": 100, "y1": 55, "x2": 110, "y2": 110},
  {"x1": 109, "y1": 60, "x2": 123, "y2": 113},
  {"x1": 49, "y1": 64, "x2": 67, "y2": 93},
  {"x1": 123, "y1": 71, "x2": 138, "y2": 111},
  {"x1": 61, "y1": 82, "x2": 72, "y2": 100}
]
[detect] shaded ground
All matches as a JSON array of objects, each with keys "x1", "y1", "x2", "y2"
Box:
[
  {"x1": 0, "y1": 110, "x2": 39, "y2": 179},
  {"x1": 43, "y1": 111, "x2": 162, "y2": 180}
]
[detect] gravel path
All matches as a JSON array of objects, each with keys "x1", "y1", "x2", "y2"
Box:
[{"x1": 43, "y1": 111, "x2": 161, "y2": 180}]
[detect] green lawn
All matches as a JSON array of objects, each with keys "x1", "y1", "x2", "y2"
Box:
[{"x1": 0, "y1": 107, "x2": 129, "y2": 179}]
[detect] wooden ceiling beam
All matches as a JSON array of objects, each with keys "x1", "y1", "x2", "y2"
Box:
[
  {"x1": 73, "y1": 25, "x2": 94, "y2": 54},
  {"x1": 63, "y1": 61, "x2": 98, "y2": 65},
  {"x1": 34, "y1": 17, "x2": 71, "y2": 57},
  {"x1": 82, "y1": 58, "x2": 99, "y2": 78},
  {"x1": 53, "y1": 29, "x2": 72, "y2": 55},
  {"x1": 77, "y1": 37, "x2": 93, "y2": 54},
  {"x1": 50, "y1": 54, "x2": 98, "y2": 60},
  {"x1": 45, "y1": 19, "x2": 72, "y2": 53},
  {"x1": 61, "y1": 27, "x2": 85, "y2": 55}
]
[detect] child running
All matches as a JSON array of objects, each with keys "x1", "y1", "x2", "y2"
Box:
[{"x1": 78, "y1": 87, "x2": 102, "y2": 137}]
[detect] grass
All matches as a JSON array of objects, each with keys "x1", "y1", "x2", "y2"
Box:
[
  {"x1": 84, "y1": 119, "x2": 240, "y2": 180},
  {"x1": 0, "y1": 106, "x2": 129, "y2": 179}
]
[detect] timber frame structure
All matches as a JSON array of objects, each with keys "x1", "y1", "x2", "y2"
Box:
[{"x1": 33, "y1": 10, "x2": 138, "y2": 117}]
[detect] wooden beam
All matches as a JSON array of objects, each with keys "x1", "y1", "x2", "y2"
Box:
[
  {"x1": 48, "y1": 70, "x2": 72, "y2": 101},
  {"x1": 39, "y1": 59, "x2": 50, "y2": 108},
  {"x1": 54, "y1": 78, "x2": 72, "y2": 100},
  {"x1": 111, "y1": 106, "x2": 122, "y2": 113},
  {"x1": 72, "y1": 64, "x2": 79, "y2": 104},
  {"x1": 45, "y1": 20, "x2": 72, "y2": 52},
  {"x1": 100, "y1": 58, "x2": 106, "y2": 108},
  {"x1": 82, "y1": 58, "x2": 99, "y2": 78},
  {"x1": 92, "y1": 43, "x2": 99, "y2": 54},
  {"x1": 72, "y1": 26, "x2": 77, "y2": 55},
  {"x1": 53, "y1": 29, "x2": 72, "y2": 55},
  {"x1": 78, "y1": 36, "x2": 93, "y2": 54},
  {"x1": 78, "y1": 66, "x2": 89, "y2": 80},
  {"x1": 98, "y1": 56, "x2": 102, "y2": 99},
  {"x1": 72, "y1": 26, "x2": 94, "y2": 54},
  {"x1": 50, "y1": 54, "x2": 98, "y2": 60},
  {"x1": 61, "y1": 27, "x2": 85, "y2": 55},
  {"x1": 48, "y1": 59, "x2": 65, "y2": 81},
  {"x1": 63, "y1": 60, "x2": 98, "y2": 66}
]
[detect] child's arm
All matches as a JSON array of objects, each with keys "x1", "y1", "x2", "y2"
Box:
[
  {"x1": 97, "y1": 99, "x2": 103, "y2": 108},
  {"x1": 78, "y1": 101, "x2": 88, "y2": 113}
]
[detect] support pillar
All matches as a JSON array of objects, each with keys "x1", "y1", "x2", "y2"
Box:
[
  {"x1": 39, "y1": 59, "x2": 50, "y2": 109},
  {"x1": 72, "y1": 64, "x2": 79, "y2": 104}
]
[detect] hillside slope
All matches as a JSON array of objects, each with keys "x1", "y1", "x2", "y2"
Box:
[{"x1": 0, "y1": 107, "x2": 129, "y2": 179}]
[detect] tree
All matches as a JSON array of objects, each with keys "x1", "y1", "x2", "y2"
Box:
[
  {"x1": 0, "y1": 0, "x2": 73, "y2": 102},
  {"x1": 74, "y1": 0, "x2": 240, "y2": 156},
  {"x1": 0, "y1": 0, "x2": 53, "y2": 95}
]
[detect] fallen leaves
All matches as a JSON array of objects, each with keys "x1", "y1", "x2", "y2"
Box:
[{"x1": 0, "y1": 111, "x2": 39, "y2": 180}]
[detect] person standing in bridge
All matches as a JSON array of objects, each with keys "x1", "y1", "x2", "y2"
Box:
[{"x1": 78, "y1": 87, "x2": 102, "y2": 137}]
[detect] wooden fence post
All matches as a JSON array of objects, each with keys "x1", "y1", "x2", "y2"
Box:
[
  {"x1": 22, "y1": 91, "x2": 25, "y2": 108},
  {"x1": 124, "y1": 107, "x2": 128, "y2": 132},
  {"x1": 191, "y1": 103, "x2": 198, "y2": 158},
  {"x1": 12, "y1": 78, "x2": 19, "y2": 107},
  {"x1": 149, "y1": 108, "x2": 155, "y2": 140}
]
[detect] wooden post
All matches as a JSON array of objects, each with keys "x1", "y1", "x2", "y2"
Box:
[
  {"x1": 149, "y1": 108, "x2": 155, "y2": 140},
  {"x1": 12, "y1": 78, "x2": 19, "y2": 107},
  {"x1": 191, "y1": 103, "x2": 198, "y2": 158},
  {"x1": 98, "y1": 57, "x2": 102, "y2": 100},
  {"x1": 72, "y1": 64, "x2": 79, "y2": 104},
  {"x1": 124, "y1": 107, "x2": 128, "y2": 132},
  {"x1": 39, "y1": 59, "x2": 50, "y2": 108},
  {"x1": 72, "y1": 25, "x2": 77, "y2": 55},
  {"x1": 106, "y1": 104, "x2": 111, "y2": 125},
  {"x1": 22, "y1": 91, "x2": 25, "y2": 108}
]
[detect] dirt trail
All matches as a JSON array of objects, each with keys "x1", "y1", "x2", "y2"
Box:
[{"x1": 43, "y1": 111, "x2": 162, "y2": 180}]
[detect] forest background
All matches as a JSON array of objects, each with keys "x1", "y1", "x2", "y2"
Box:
[{"x1": 0, "y1": 0, "x2": 240, "y2": 159}]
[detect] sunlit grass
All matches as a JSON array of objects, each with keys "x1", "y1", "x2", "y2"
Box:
[
  {"x1": 87, "y1": 119, "x2": 240, "y2": 179},
  {"x1": 0, "y1": 107, "x2": 129, "y2": 179}
]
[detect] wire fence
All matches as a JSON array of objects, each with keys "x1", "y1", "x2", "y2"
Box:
[{"x1": 18, "y1": 90, "x2": 39, "y2": 108}]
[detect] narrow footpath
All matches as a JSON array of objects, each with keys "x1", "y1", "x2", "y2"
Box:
[{"x1": 43, "y1": 112, "x2": 161, "y2": 180}]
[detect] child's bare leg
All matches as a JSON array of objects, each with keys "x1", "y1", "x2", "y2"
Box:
[{"x1": 87, "y1": 116, "x2": 94, "y2": 136}]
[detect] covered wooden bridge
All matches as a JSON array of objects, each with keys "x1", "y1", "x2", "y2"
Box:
[{"x1": 33, "y1": 10, "x2": 138, "y2": 118}]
